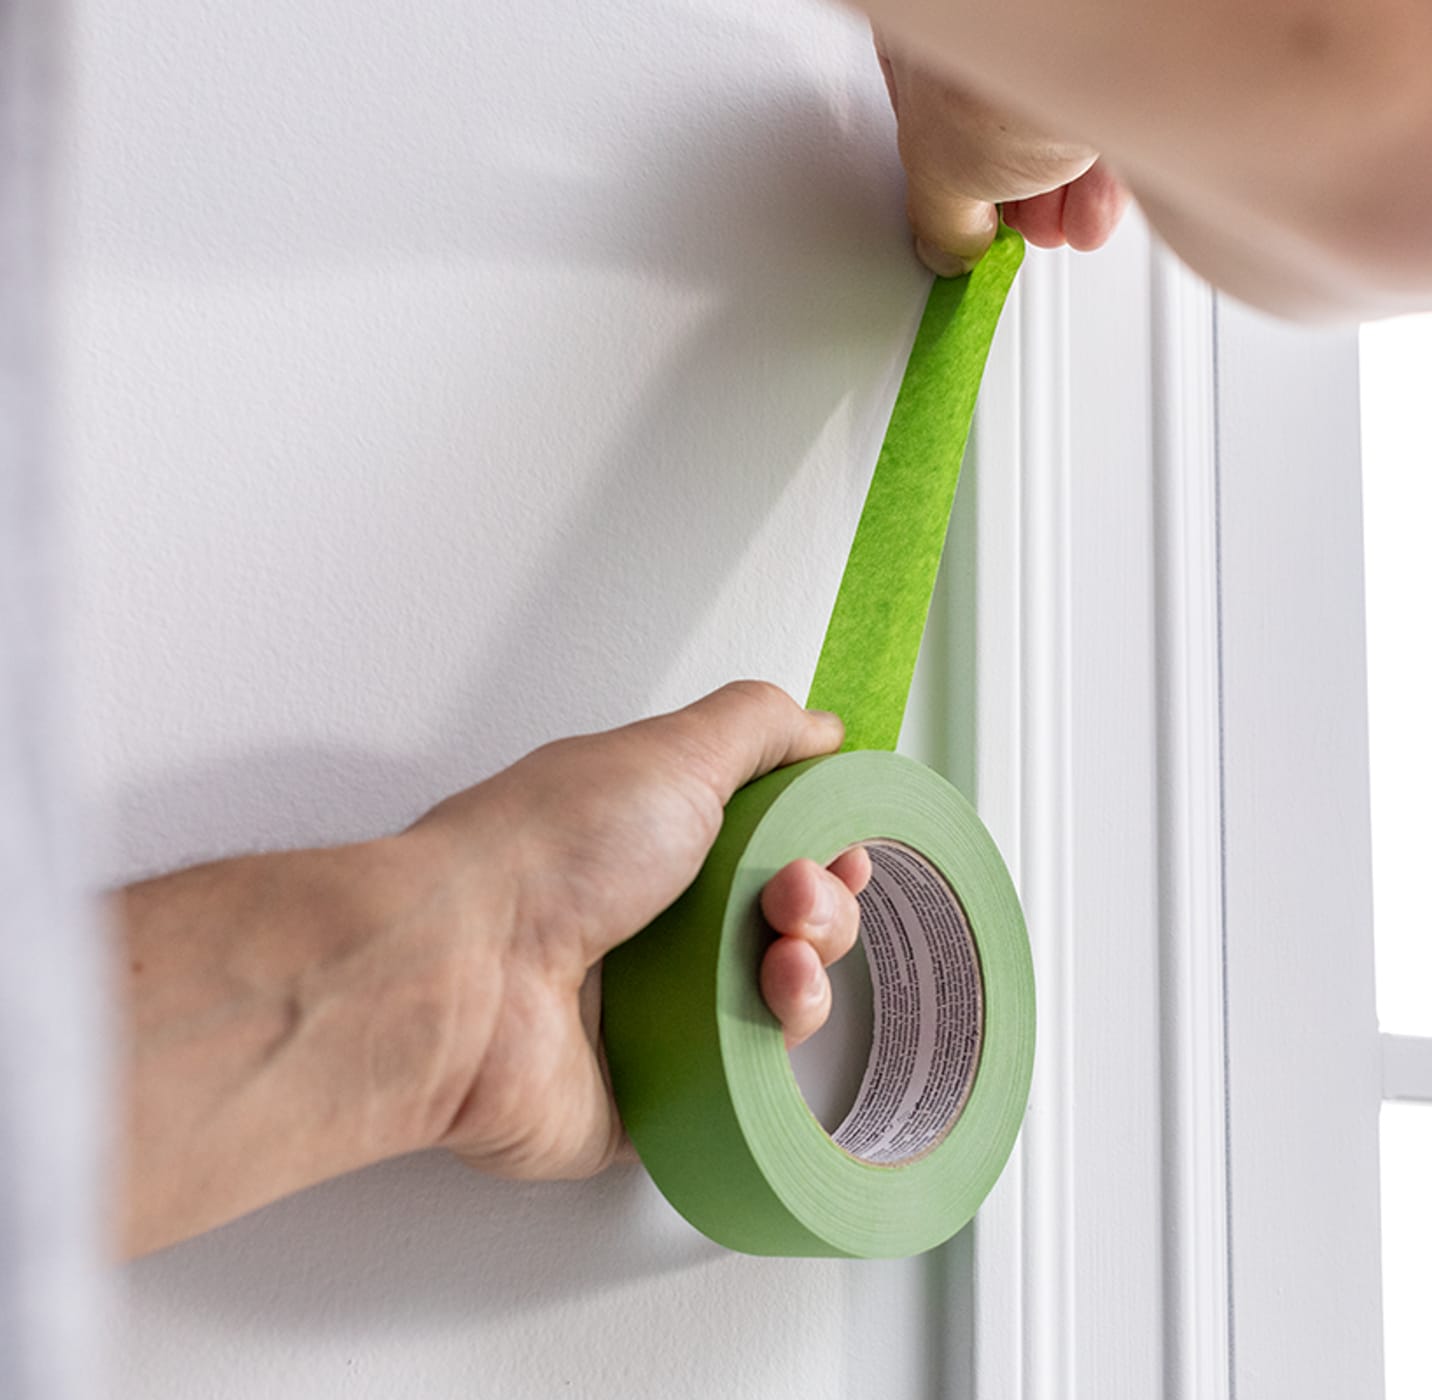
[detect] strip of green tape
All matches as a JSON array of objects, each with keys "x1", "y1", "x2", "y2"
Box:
[
  {"x1": 807, "y1": 224, "x2": 1024, "y2": 750},
  {"x1": 603, "y1": 229, "x2": 1032, "y2": 1258}
]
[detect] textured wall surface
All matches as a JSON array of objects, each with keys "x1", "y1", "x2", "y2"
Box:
[{"x1": 58, "y1": 0, "x2": 943, "y2": 1393}]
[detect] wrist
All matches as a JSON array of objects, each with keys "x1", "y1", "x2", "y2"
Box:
[
  {"x1": 328, "y1": 826, "x2": 515, "y2": 1162},
  {"x1": 119, "y1": 834, "x2": 494, "y2": 1253}
]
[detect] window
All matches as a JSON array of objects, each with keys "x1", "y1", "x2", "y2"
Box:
[
  {"x1": 1360, "y1": 315, "x2": 1432, "y2": 1039},
  {"x1": 1380, "y1": 1103, "x2": 1432, "y2": 1400},
  {"x1": 1361, "y1": 313, "x2": 1432, "y2": 1400}
]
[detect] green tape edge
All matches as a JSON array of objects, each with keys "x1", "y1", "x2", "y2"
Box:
[{"x1": 808, "y1": 226, "x2": 1024, "y2": 751}]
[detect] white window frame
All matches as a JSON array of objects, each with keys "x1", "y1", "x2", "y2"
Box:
[{"x1": 913, "y1": 214, "x2": 1389, "y2": 1397}]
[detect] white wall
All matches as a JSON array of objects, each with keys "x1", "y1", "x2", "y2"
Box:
[{"x1": 58, "y1": 0, "x2": 949, "y2": 1393}]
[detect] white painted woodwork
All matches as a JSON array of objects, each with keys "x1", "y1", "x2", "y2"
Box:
[
  {"x1": 1150, "y1": 246, "x2": 1231, "y2": 1400},
  {"x1": 952, "y1": 215, "x2": 1233, "y2": 1400}
]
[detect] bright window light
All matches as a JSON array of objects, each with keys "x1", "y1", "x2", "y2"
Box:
[
  {"x1": 1358, "y1": 315, "x2": 1432, "y2": 1037},
  {"x1": 1361, "y1": 314, "x2": 1432, "y2": 1400}
]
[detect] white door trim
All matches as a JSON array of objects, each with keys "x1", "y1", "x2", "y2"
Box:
[
  {"x1": 1007, "y1": 237, "x2": 1079, "y2": 1400},
  {"x1": 946, "y1": 219, "x2": 1236, "y2": 1398},
  {"x1": 929, "y1": 220, "x2": 1379, "y2": 1400},
  {"x1": 1150, "y1": 246, "x2": 1232, "y2": 1400}
]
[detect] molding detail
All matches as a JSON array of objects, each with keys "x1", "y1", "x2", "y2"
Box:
[
  {"x1": 1012, "y1": 245, "x2": 1079, "y2": 1400},
  {"x1": 1150, "y1": 245, "x2": 1232, "y2": 1400},
  {"x1": 944, "y1": 225, "x2": 1235, "y2": 1399},
  {"x1": 960, "y1": 242, "x2": 1081, "y2": 1400},
  {"x1": 961, "y1": 254, "x2": 1030, "y2": 1400}
]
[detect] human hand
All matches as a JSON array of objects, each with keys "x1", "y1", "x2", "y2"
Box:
[
  {"x1": 115, "y1": 682, "x2": 869, "y2": 1254},
  {"x1": 407, "y1": 681, "x2": 871, "y2": 1182},
  {"x1": 875, "y1": 30, "x2": 1130, "y2": 275}
]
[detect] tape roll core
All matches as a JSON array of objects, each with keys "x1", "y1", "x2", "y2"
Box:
[{"x1": 829, "y1": 840, "x2": 984, "y2": 1167}]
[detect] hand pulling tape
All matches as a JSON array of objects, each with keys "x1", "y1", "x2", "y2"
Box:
[{"x1": 604, "y1": 226, "x2": 1035, "y2": 1258}]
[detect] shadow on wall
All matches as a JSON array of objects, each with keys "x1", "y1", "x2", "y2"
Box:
[
  {"x1": 436, "y1": 82, "x2": 913, "y2": 765},
  {"x1": 96, "y1": 84, "x2": 914, "y2": 881},
  {"x1": 127, "y1": 1154, "x2": 721, "y2": 1331},
  {"x1": 108, "y1": 746, "x2": 465, "y2": 875},
  {"x1": 103, "y1": 81, "x2": 912, "y2": 872},
  {"x1": 79, "y1": 0, "x2": 913, "y2": 771}
]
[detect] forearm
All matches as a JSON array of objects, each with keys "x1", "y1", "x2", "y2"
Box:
[
  {"x1": 110, "y1": 686, "x2": 857, "y2": 1251},
  {"x1": 862, "y1": 0, "x2": 1432, "y2": 317},
  {"x1": 116, "y1": 833, "x2": 494, "y2": 1257}
]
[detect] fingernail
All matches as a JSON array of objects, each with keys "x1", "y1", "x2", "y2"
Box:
[
  {"x1": 807, "y1": 963, "x2": 830, "y2": 1003},
  {"x1": 806, "y1": 708, "x2": 841, "y2": 724},
  {"x1": 915, "y1": 237, "x2": 975, "y2": 279}
]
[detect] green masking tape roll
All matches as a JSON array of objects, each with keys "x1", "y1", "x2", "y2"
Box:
[{"x1": 604, "y1": 227, "x2": 1034, "y2": 1258}]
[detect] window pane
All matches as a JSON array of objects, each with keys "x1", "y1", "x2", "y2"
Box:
[
  {"x1": 1359, "y1": 317, "x2": 1432, "y2": 1035},
  {"x1": 1381, "y1": 1102, "x2": 1432, "y2": 1399}
]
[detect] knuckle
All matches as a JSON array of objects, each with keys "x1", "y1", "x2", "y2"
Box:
[
  {"x1": 834, "y1": 909, "x2": 862, "y2": 960},
  {"x1": 661, "y1": 716, "x2": 732, "y2": 789},
  {"x1": 668, "y1": 681, "x2": 803, "y2": 802},
  {"x1": 717, "y1": 678, "x2": 794, "y2": 715}
]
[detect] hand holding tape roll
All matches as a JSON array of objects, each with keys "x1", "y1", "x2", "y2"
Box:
[{"x1": 603, "y1": 228, "x2": 1034, "y2": 1259}]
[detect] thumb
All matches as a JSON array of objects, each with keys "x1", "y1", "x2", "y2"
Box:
[
  {"x1": 875, "y1": 29, "x2": 998, "y2": 276},
  {"x1": 874, "y1": 32, "x2": 1098, "y2": 276},
  {"x1": 907, "y1": 179, "x2": 1000, "y2": 279},
  {"x1": 658, "y1": 681, "x2": 845, "y2": 806}
]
